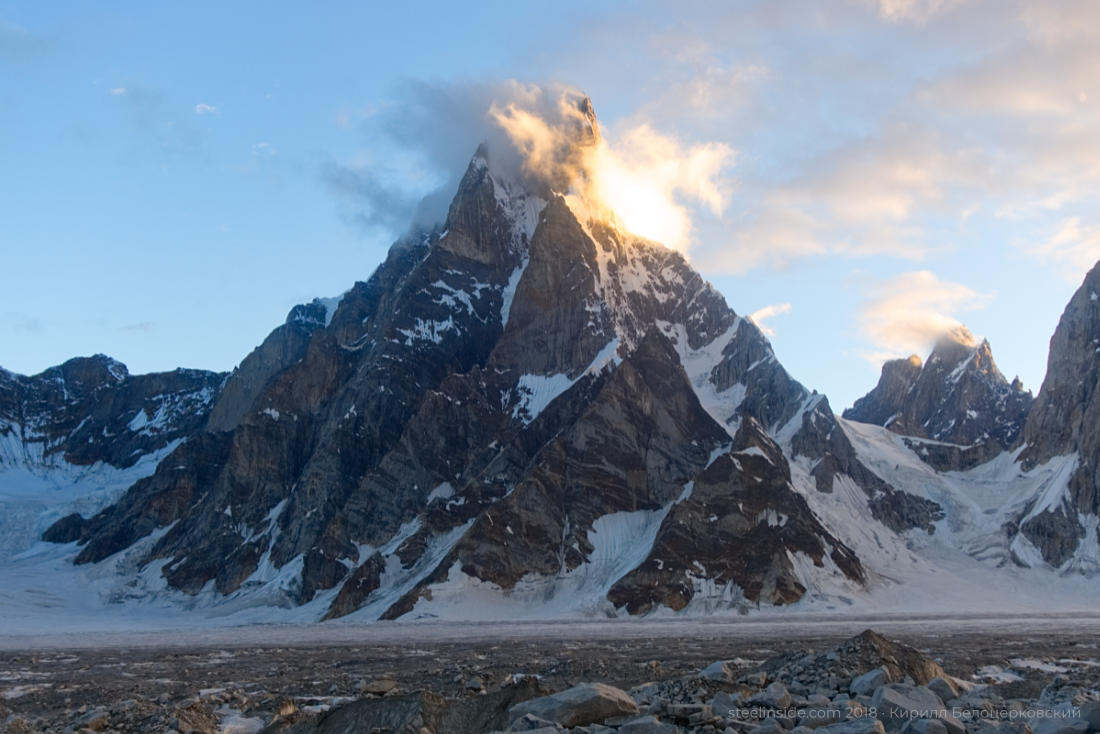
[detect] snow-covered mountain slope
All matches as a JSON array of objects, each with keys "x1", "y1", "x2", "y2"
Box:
[
  {"x1": 0, "y1": 357, "x2": 224, "y2": 560},
  {"x1": 2, "y1": 94, "x2": 1097, "y2": 631}
]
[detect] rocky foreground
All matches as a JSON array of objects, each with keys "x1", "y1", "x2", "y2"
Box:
[{"x1": 4, "y1": 628, "x2": 1100, "y2": 734}]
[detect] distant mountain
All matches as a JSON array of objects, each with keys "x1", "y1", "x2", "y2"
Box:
[
  {"x1": 1, "y1": 96, "x2": 1095, "y2": 628},
  {"x1": 0, "y1": 355, "x2": 223, "y2": 471},
  {"x1": 843, "y1": 327, "x2": 1032, "y2": 471}
]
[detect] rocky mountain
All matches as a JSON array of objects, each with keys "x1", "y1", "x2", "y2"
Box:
[
  {"x1": 33, "y1": 96, "x2": 941, "y2": 621},
  {"x1": 0, "y1": 355, "x2": 225, "y2": 560},
  {"x1": 1014, "y1": 260, "x2": 1100, "y2": 568},
  {"x1": 3, "y1": 95, "x2": 1097, "y2": 627},
  {"x1": 843, "y1": 327, "x2": 1032, "y2": 471},
  {"x1": 0, "y1": 355, "x2": 224, "y2": 472}
]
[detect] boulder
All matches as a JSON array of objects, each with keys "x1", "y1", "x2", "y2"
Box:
[
  {"x1": 360, "y1": 678, "x2": 398, "y2": 695},
  {"x1": 711, "y1": 690, "x2": 743, "y2": 718},
  {"x1": 700, "y1": 660, "x2": 735, "y2": 681},
  {"x1": 750, "y1": 682, "x2": 794, "y2": 709},
  {"x1": 870, "y1": 685, "x2": 946, "y2": 733},
  {"x1": 925, "y1": 679, "x2": 959, "y2": 704},
  {"x1": 508, "y1": 683, "x2": 639, "y2": 728},
  {"x1": 279, "y1": 681, "x2": 543, "y2": 734},
  {"x1": 851, "y1": 668, "x2": 892, "y2": 697}
]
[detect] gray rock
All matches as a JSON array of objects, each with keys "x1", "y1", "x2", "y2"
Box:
[
  {"x1": 816, "y1": 718, "x2": 887, "y2": 734},
  {"x1": 991, "y1": 723, "x2": 1032, "y2": 734},
  {"x1": 850, "y1": 668, "x2": 892, "y2": 697},
  {"x1": 796, "y1": 706, "x2": 849, "y2": 730},
  {"x1": 871, "y1": 685, "x2": 946, "y2": 732},
  {"x1": 743, "y1": 672, "x2": 769, "y2": 688},
  {"x1": 750, "y1": 682, "x2": 793, "y2": 710},
  {"x1": 1032, "y1": 719, "x2": 1089, "y2": 734},
  {"x1": 926, "y1": 679, "x2": 958, "y2": 704},
  {"x1": 1081, "y1": 702, "x2": 1100, "y2": 731},
  {"x1": 701, "y1": 660, "x2": 735, "y2": 681},
  {"x1": 756, "y1": 719, "x2": 789, "y2": 734},
  {"x1": 508, "y1": 683, "x2": 639, "y2": 728},
  {"x1": 77, "y1": 708, "x2": 109, "y2": 731},
  {"x1": 360, "y1": 678, "x2": 398, "y2": 695},
  {"x1": 903, "y1": 720, "x2": 948, "y2": 734},
  {"x1": 712, "y1": 691, "x2": 744, "y2": 718},
  {"x1": 508, "y1": 712, "x2": 561, "y2": 731},
  {"x1": 617, "y1": 716, "x2": 682, "y2": 734}
]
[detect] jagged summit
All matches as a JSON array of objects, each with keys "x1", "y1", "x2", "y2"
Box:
[
  {"x1": 35, "y1": 132, "x2": 886, "y2": 619},
  {"x1": 844, "y1": 324, "x2": 1032, "y2": 470}
]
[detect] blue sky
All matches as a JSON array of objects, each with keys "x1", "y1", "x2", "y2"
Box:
[{"x1": 2, "y1": 1, "x2": 1098, "y2": 410}]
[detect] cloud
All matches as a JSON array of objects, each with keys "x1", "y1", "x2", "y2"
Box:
[
  {"x1": 858, "y1": 270, "x2": 989, "y2": 361},
  {"x1": 194, "y1": 103, "x2": 218, "y2": 115},
  {"x1": 748, "y1": 302, "x2": 792, "y2": 337},
  {"x1": 109, "y1": 87, "x2": 127, "y2": 96},
  {"x1": 327, "y1": 80, "x2": 734, "y2": 250},
  {"x1": 1030, "y1": 217, "x2": 1100, "y2": 283},
  {"x1": 489, "y1": 87, "x2": 734, "y2": 250},
  {"x1": 320, "y1": 158, "x2": 439, "y2": 235},
  {"x1": 702, "y1": 125, "x2": 990, "y2": 273},
  {"x1": 865, "y1": 0, "x2": 963, "y2": 22}
]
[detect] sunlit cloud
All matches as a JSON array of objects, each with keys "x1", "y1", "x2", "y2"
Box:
[
  {"x1": 489, "y1": 86, "x2": 734, "y2": 251},
  {"x1": 194, "y1": 103, "x2": 218, "y2": 115},
  {"x1": 858, "y1": 270, "x2": 989, "y2": 363},
  {"x1": 109, "y1": 87, "x2": 127, "y2": 96},
  {"x1": 748, "y1": 303, "x2": 792, "y2": 337}
]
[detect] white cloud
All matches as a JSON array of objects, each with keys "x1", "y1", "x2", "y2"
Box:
[
  {"x1": 1030, "y1": 217, "x2": 1100, "y2": 283},
  {"x1": 194, "y1": 103, "x2": 218, "y2": 115},
  {"x1": 866, "y1": 0, "x2": 964, "y2": 22},
  {"x1": 748, "y1": 302, "x2": 792, "y2": 337},
  {"x1": 109, "y1": 87, "x2": 126, "y2": 96},
  {"x1": 858, "y1": 270, "x2": 989, "y2": 362}
]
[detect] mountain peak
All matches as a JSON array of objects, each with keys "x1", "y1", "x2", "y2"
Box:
[{"x1": 845, "y1": 329, "x2": 1031, "y2": 456}]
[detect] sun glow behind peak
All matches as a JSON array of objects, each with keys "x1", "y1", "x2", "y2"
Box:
[
  {"x1": 490, "y1": 90, "x2": 733, "y2": 252},
  {"x1": 587, "y1": 126, "x2": 732, "y2": 251}
]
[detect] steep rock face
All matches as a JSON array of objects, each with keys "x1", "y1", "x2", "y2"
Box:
[
  {"x1": 843, "y1": 328, "x2": 1032, "y2": 471},
  {"x1": 1017, "y1": 260, "x2": 1100, "y2": 567},
  {"x1": 843, "y1": 356, "x2": 922, "y2": 429},
  {"x1": 606, "y1": 417, "x2": 864, "y2": 614},
  {"x1": 0, "y1": 355, "x2": 224, "y2": 471},
  {"x1": 205, "y1": 300, "x2": 332, "y2": 432}
]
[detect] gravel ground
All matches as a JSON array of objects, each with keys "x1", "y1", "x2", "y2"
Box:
[{"x1": 1, "y1": 614, "x2": 1099, "y2": 733}]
